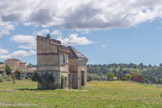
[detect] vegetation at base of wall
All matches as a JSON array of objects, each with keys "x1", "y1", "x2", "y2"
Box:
[
  {"x1": 31, "y1": 72, "x2": 39, "y2": 82},
  {"x1": 0, "y1": 80, "x2": 162, "y2": 107},
  {"x1": 38, "y1": 73, "x2": 55, "y2": 84},
  {"x1": 61, "y1": 75, "x2": 65, "y2": 89},
  {"x1": 36, "y1": 72, "x2": 55, "y2": 89},
  {"x1": 87, "y1": 63, "x2": 162, "y2": 84}
]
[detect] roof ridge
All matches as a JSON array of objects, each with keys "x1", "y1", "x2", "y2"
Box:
[{"x1": 68, "y1": 46, "x2": 88, "y2": 60}]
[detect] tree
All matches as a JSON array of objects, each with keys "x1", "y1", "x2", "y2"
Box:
[
  {"x1": 5, "y1": 65, "x2": 12, "y2": 75},
  {"x1": 28, "y1": 63, "x2": 33, "y2": 68},
  {"x1": 11, "y1": 72, "x2": 15, "y2": 83},
  {"x1": 130, "y1": 73, "x2": 144, "y2": 83},
  {"x1": 0, "y1": 62, "x2": 4, "y2": 64},
  {"x1": 107, "y1": 72, "x2": 114, "y2": 81}
]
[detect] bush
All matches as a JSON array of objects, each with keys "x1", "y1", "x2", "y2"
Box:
[
  {"x1": 124, "y1": 74, "x2": 132, "y2": 80},
  {"x1": 37, "y1": 72, "x2": 55, "y2": 89},
  {"x1": 11, "y1": 72, "x2": 15, "y2": 83},
  {"x1": 122, "y1": 77, "x2": 127, "y2": 81},
  {"x1": 121, "y1": 74, "x2": 132, "y2": 81},
  {"x1": 38, "y1": 73, "x2": 55, "y2": 84},
  {"x1": 87, "y1": 74, "x2": 107, "y2": 81},
  {"x1": 2, "y1": 72, "x2": 8, "y2": 79},
  {"x1": 107, "y1": 72, "x2": 114, "y2": 81},
  {"x1": 61, "y1": 75, "x2": 65, "y2": 89},
  {"x1": 6, "y1": 75, "x2": 12, "y2": 81},
  {"x1": 5, "y1": 65, "x2": 12, "y2": 75},
  {"x1": 0, "y1": 75, "x2": 4, "y2": 82},
  {"x1": 31, "y1": 72, "x2": 39, "y2": 82},
  {"x1": 87, "y1": 75, "x2": 93, "y2": 82},
  {"x1": 130, "y1": 73, "x2": 144, "y2": 83}
]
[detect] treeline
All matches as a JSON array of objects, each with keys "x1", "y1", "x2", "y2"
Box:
[{"x1": 87, "y1": 63, "x2": 162, "y2": 84}]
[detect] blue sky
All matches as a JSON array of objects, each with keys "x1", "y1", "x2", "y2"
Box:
[{"x1": 0, "y1": 0, "x2": 162, "y2": 65}]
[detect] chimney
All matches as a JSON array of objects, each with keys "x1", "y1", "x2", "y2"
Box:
[{"x1": 46, "y1": 34, "x2": 51, "y2": 39}]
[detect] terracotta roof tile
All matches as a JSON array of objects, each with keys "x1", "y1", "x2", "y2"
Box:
[{"x1": 68, "y1": 46, "x2": 88, "y2": 60}]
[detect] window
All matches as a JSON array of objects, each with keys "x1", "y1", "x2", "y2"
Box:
[
  {"x1": 79, "y1": 61, "x2": 86, "y2": 66},
  {"x1": 60, "y1": 53, "x2": 66, "y2": 65}
]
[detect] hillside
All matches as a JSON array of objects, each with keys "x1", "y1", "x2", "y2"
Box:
[{"x1": 0, "y1": 81, "x2": 162, "y2": 108}]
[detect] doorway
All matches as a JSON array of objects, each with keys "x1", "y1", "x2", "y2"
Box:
[{"x1": 81, "y1": 71, "x2": 84, "y2": 86}]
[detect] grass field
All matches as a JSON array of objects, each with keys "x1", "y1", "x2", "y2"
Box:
[{"x1": 0, "y1": 80, "x2": 162, "y2": 108}]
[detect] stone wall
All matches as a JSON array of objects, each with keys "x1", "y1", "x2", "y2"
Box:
[
  {"x1": 69, "y1": 59, "x2": 87, "y2": 89},
  {"x1": 37, "y1": 71, "x2": 61, "y2": 89},
  {"x1": 37, "y1": 36, "x2": 61, "y2": 89}
]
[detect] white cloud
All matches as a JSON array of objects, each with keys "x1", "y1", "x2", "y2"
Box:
[
  {"x1": 36, "y1": 29, "x2": 50, "y2": 36},
  {"x1": 11, "y1": 35, "x2": 36, "y2": 49},
  {"x1": 0, "y1": 0, "x2": 162, "y2": 30},
  {"x1": 0, "y1": 24, "x2": 14, "y2": 37},
  {"x1": 0, "y1": 50, "x2": 36, "y2": 59},
  {"x1": 0, "y1": 48, "x2": 9, "y2": 56},
  {"x1": 101, "y1": 44, "x2": 106, "y2": 48},
  {"x1": 34, "y1": 29, "x2": 93, "y2": 46},
  {"x1": 51, "y1": 30, "x2": 62, "y2": 36},
  {"x1": 57, "y1": 34, "x2": 94, "y2": 46}
]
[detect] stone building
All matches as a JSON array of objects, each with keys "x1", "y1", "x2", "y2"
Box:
[
  {"x1": 5, "y1": 58, "x2": 27, "y2": 69},
  {"x1": 37, "y1": 34, "x2": 88, "y2": 89}
]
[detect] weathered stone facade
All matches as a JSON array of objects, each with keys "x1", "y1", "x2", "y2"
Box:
[
  {"x1": 37, "y1": 34, "x2": 88, "y2": 89},
  {"x1": 5, "y1": 58, "x2": 27, "y2": 69},
  {"x1": 68, "y1": 47, "x2": 88, "y2": 89}
]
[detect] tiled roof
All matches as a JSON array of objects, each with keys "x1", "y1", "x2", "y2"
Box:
[
  {"x1": 67, "y1": 46, "x2": 88, "y2": 60},
  {"x1": 59, "y1": 45, "x2": 69, "y2": 52},
  {"x1": 51, "y1": 39, "x2": 61, "y2": 44},
  {"x1": 37, "y1": 35, "x2": 87, "y2": 59},
  {"x1": 6, "y1": 58, "x2": 19, "y2": 61}
]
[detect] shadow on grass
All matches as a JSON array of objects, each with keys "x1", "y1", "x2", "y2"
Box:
[{"x1": 17, "y1": 88, "x2": 57, "y2": 91}]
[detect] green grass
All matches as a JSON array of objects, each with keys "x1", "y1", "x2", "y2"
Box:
[{"x1": 0, "y1": 80, "x2": 162, "y2": 108}]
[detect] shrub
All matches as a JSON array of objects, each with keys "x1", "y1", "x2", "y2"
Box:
[
  {"x1": 124, "y1": 74, "x2": 132, "y2": 80},
  {"x1": 87, "y1": 74, "x2": 107, "y2": 81},
  {"x1": 6, "y1": 76, "x2": 12, "y2": 81},
  {"x1": 107, "y1": 72, "x2": 114, "y2": 81},
  {"x1": 0, "y1": 75, "x2": 4, "y2": 82},
  {"x1": 130, "y1": 73, "x2": 144, "y2": 83},
  {"x1": 2, "y1": 72, "x2": 8, "y2": 79},
  {"x1": 61, "y1": 75, "x2": 65, "y2": 89},
  {"x1": 87, "y1": 75, "x2": 93, "y2": 82},
  {"x1": 38, "y1": 73, "x2": 55, "y2": 84},
  {"x1": 122, "y1": 77, "x2": 127, "y2": 81},
  {"x1": 11, "y1": 72, "x2": 15, "y2": 83},
  {"x1": 37, "y1": 72, "x2": 55, "y2": 89},
  {"x1": 5, "y1": 65, "x2": 12, "y2": 75},
  {"x1": 121, "y1": 74, "x2": 132, "y2": 81},
  {"x1": 31, "y1": 72, "x2": 39, "y2": 82}
]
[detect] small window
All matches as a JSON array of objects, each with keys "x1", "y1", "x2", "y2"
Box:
[
  {"x1": 60, "y1": 53, "x2": 66, "y2": 65},
  {"x1": 63, "y1": 54, "x2": 65, "y2": 64}
]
